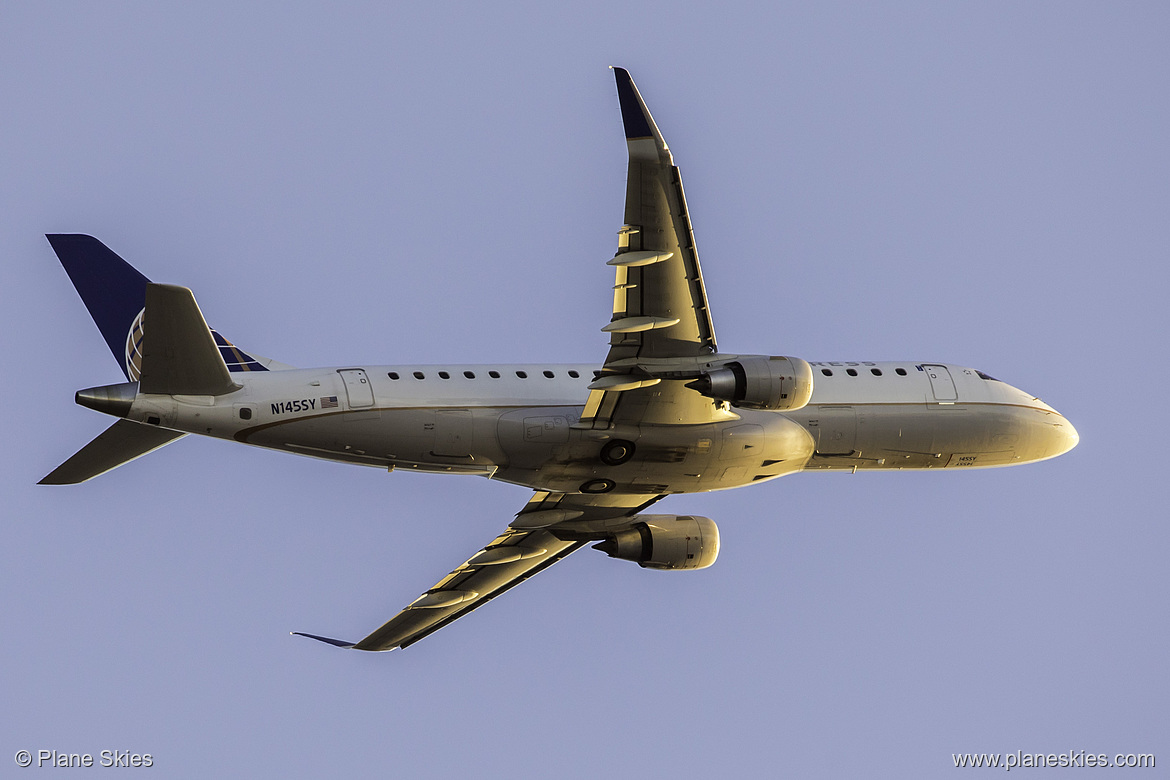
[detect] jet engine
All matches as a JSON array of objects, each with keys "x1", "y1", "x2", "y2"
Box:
[
  {"x1": 687, "y1": 355, "x2": 813, "y2": 411},
  {"x1": 593, "y1": 515, "x2": 720, "y2": 571}
]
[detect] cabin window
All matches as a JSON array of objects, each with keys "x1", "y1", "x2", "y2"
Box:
[
  {"x1": 464, "y1": 371, "x2": 475, "y2": 379},
  {"x1": 413, "y1": 371, "x2": 425, "y2": 380},
  {"x1": 821, "y1": 369, "x2": 833, "y2": 377},
  {"x1": 871, "y1": 368, "x2": 883, "y2": 376},
  {"x1": 543, "y1": 370, "x2": 555, "y2": 378},
  {"x1": 489, "y1": 370, "x2": 500, "y2": 378},
  {"x1": 388, "y1": 372, "x2": 400, "y2": 380},
  {"x1": 895, "y1": 368, "x2": 908, "y2": 376},
  {"x1": 568, "y1": 370, "x2": 580, "y2": 378},
  {"x1": 516, "y1": 371, "x2": 528, "y2": 379},
  {"x1": 239, "y1": 407, "x2": 252, "y2": 420},
  {"x1": 438, "y1": 371, "x2": 450, "y2": 379},
  {"x1": 846, "y1": 368, "x2": 858, "y2": 376}
]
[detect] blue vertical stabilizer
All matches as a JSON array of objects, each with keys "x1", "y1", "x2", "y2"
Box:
[
  {"x1": 47, "y1": 234, "x2": 278, "y2": 378},
  {"x1": 47, "y1": 234, "x2": 150, "y2": 380}
]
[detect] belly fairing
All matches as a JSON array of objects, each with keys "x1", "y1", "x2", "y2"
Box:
[{"x1": 495, "y1": 409, "x2": 815, "y2": 494}]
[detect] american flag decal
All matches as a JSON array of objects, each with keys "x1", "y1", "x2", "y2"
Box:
[{"x1": 321, "y1": 396, "x2": 338, "y2": 409}]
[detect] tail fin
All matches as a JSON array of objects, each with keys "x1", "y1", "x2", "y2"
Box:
[
  {"x1": 39, "y1": 281, "x2": 239, "y2": 485},
  {"x1": 46, "y1": 234, "x2": 289, "y2": 379},
  {"x1": 47, "y1": 234, "x2": 149, "y2": 380}
]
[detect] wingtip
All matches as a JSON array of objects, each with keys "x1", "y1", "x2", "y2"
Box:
[
  {"x1": 612, "y1": 68, "x2": 654, "y2": 140},
  {"x1": 291, "y1": 631, "x2": 356, "y2": 649},
  {"x1": 611, "y1": 66, "x2": 634, "y2": 92}
]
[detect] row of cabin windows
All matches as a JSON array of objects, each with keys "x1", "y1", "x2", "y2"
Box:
[
  {"x1": 821, "y1": 367, "x2": 909, "y2": 377},
  {"x1": 387, "y1": 369, "x2": 583, "y2": 381}
]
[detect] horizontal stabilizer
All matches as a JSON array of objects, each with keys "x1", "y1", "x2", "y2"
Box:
[
  {"x1": 140, "y1": 284, "x2": 240, "y2": 396},
  {"x1": 291, "y1": 632, "x2": 356, "y2": 649},
  {"x1": 39, "y1": 419, "x2": 185, "y2": 485}
]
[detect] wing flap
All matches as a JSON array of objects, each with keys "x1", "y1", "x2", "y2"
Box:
[
  {"x1": 352, "y1": 528, "x2": 585, "y2": 651},
  {"x1": 298, "y1": 491, "x2": 664, "y2": 652}
]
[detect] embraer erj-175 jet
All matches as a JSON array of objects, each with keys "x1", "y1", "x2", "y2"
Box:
[{"x1": 42, "y1": 68, "x2": 1077, "y2": 651}]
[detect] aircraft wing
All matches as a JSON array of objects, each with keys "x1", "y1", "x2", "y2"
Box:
[
  {"x1": 293, "y1": 70, "x2": 703, "y2": 652},
  {"x1": 580, "y1": 68, "x2": 730, "y2": 429},
  {"x1": 603, "y1": 67, "x2": 716, "y2": 365},
  {"x1": 294, "y1": 491, "x2": 663, "y2": 651}
]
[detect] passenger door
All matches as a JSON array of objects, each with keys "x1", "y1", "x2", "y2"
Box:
[{"x1": 922, "y1": 364, "x2": 958, "y2": 402}]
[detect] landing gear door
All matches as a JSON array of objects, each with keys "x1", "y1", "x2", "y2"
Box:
[{"x1": 922, "y1": 364, "x2": 958, "y2": 402}]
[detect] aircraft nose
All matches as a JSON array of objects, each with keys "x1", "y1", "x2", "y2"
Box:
[
  {"x1": 1048, "y1": 413, "x2": 1079, "y2": 457},
  {"x1": 1032, "y1": 409, "x2": 1078, "y2": 460},
  {"x1": 1002, "y1": 383, "x2": 1078, "y2": 462}
]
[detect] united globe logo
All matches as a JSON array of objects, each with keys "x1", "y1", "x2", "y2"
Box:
[{"x1": 125, "y1": 308, "x2": 145, "y2": 381}]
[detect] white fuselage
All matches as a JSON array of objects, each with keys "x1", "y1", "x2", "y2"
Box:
[{"x1": 119, "y1": 359, "x2": 1078, "y2": 496}]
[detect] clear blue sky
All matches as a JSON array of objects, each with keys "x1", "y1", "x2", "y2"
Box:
[{"x1": 3, "y1": 2, "x2": 1167, "y2": 776}]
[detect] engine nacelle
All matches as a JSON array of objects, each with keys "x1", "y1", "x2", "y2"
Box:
[
  {"x1": 688, "y1": 355, "x2": 813, "y2": 411},
  {"x1": 593, "y1": 515, "x2": 720, "y2": 571}
]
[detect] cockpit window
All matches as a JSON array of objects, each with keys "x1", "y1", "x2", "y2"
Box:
[{"x1": 976, "y1": 370, "x2": 1000, "y2": 381}]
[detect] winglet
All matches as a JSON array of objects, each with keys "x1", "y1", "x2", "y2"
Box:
[
  {"x1": 612, "y1": 67, "x2": 656, "y2": 140},
  {"x1": 291, "y1": 632, "x2": 357, "y2": 649},
  {"x1": 611, "y1": 67, "x2": 670, "y2": 149}
]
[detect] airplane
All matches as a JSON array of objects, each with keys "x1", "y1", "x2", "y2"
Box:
[{"x1": 41, "y1": 68, "x2": 1078, "y2": 651}]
